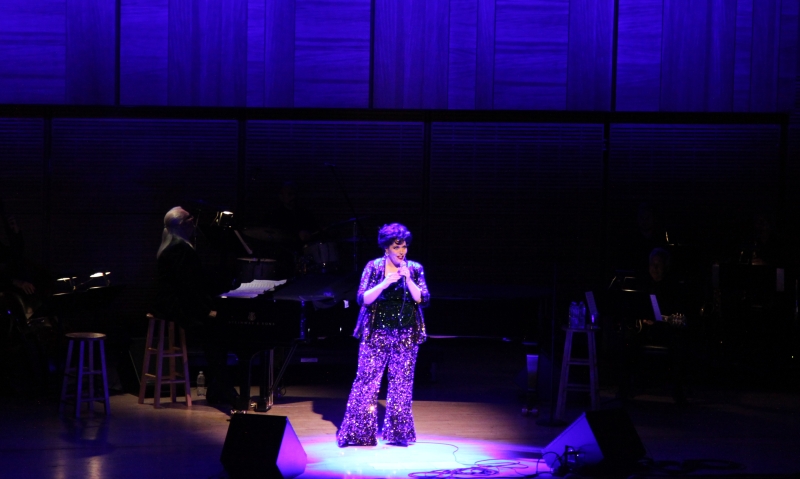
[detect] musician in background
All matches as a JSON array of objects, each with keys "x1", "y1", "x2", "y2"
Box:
[
  {"x1": 154, "y1": 207, "x2": 238, "y2": 407},
  {"x1": 337, "y1": 223, "x2": 429, "y2": 447}
]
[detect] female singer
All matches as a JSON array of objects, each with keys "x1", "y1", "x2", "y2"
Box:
[{"x1": 337, "y1": 223, "x2": 429, "y2": 447}]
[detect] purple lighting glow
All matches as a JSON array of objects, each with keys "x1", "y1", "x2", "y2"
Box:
[{"x1": 297, "y1": 435, "x2": 547, "y2": 479}]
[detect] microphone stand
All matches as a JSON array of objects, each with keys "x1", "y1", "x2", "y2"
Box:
[{"x1": 537, "y1": 262, "x2": 566, "y2": 427}]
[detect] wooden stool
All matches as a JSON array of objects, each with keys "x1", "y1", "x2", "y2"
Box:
[
  {"x1": 138, "y1": 314, "x2": 192, "y2": 408},
  {"x1": 59, "y1": 332, "x2": 110, "y2": 418},
  {"x1": 555, "y1": 326, "x2": 599, "y2": 420}
]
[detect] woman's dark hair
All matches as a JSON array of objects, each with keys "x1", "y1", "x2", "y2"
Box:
[{"x1": 378, "y1": 223, "x2": 412, "y2": 249}]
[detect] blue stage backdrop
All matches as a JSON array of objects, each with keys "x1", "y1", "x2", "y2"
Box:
[{"x1": 0, "y1": 0, "x2": 797, "y2": 111}]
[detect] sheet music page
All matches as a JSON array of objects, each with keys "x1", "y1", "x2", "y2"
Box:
[{"x1": 220, "y1": 279, "x2": 287, "y2": 298}]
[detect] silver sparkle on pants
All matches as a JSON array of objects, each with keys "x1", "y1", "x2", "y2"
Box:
[{"x1": 337, "y1": 328, "x2": 418, "y2": 446}]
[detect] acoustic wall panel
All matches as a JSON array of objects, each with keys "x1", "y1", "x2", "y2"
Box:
[
  {"x1": 787, "y1": 126, "x2": 800, "y2": 248},
  {"x1": 0, "y1": 119, "x2": 45, "y2": 264},
  {"x1": 429, "y1": 123, "x2": 604, "y2": 284},
  {"x1": 493, "y1": 0, "x2": 570, "y2": 110},
  {"x1": 607, "y1": 124, "x2": 782, "y2": 257},
  {"x1": 294, "y1": 0, "x2": 370, "y2": 107},
  {"x1": 0, "y1": 1, "x2": 67, "y2": 104},
  {"x1": 245, "y1": 121, "x2": 424, "y2": 241}
]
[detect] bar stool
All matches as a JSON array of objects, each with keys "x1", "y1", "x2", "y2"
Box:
[
  {"x1": 59, "y1": 332, "x2": 110, "y2": 418},
  {"x1": 138, "y1": 314, "x2": 192, "y2": 408},
  {"x1": 555, "y1": 326, "x2": 599, "y2": 420}
]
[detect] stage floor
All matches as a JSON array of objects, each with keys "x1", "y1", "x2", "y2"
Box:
[{"x1": 2, "y1": 337, "x2": 800, "y2": 479}]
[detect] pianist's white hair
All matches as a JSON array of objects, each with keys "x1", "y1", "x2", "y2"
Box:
[{"x1": 157, "y1": 206, "x2": 193, "y2": 258}]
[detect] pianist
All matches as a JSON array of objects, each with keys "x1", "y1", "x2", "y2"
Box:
[
  {"x1": 337, "y1": 223, "x2": 429, "y2": 448},
  {"x1": 154, "y1": 206, "x2": 236, "y2": 407}
]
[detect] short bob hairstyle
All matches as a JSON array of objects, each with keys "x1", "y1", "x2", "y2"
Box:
[{"x1": 378, "y1": 223, "x2": 412, "y2": 249}]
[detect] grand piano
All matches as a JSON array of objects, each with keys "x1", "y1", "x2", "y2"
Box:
[{"x1": 214, "y1": 271, "x2": 358, "y2": 411}]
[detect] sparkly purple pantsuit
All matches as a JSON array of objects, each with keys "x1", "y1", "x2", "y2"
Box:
[{"x1": 337, "y1": 257, "x2": 429, "y2": 446}]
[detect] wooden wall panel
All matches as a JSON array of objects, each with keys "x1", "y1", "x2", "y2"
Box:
[
  {"x1": 777, "y1": 0, "x2": 799, "y2": 113},
  {"x1": 448, "y1": 0, "x2": 478, "y2": 109},
  {"x1": 615, "y1": 0, "x2": 662, "y2": 111},
  {"x1": 1, "y1": 0, "x2": 798, "y2": 110},
  {"x1": 733, "y1": 0, "x2": 754, "y2": 111},
  {"x1": 705, "y1": 0, "x2": 737, "y2": 111},
  {"x1": 0, "y1": 1, "x2": 66, "y2": 104},
  {"x1": 120, "y1": 0, "x2": 169, "y2": 105},
  {"x1": 246, "y1": 0, "x2": 266, "y2": 106},
  {"x1": 493, "y1": 0, "x2": 569, "y2": 110},
  {"x1": 566, "y1": 0, "x2": 613, "y2": 111},
  {"x1": 661, "y1": 0, "x2": 737, "y2": 112},
  {"x1": 294, "y1": 0, "x2": 370, "y2": 108},
  {"x1": 246, "y1": 0, "x2": 296, "y2": 107},
  {"x1": 66, "y1": 0, "x2": 116, "y2": 104},
  {"x1": 374, "y1": 0, "x2": 449, "y2": 109},
  {"x1": 167, "y1": 0, "x2": 247, "y2": 106},
  {"x1": 750, "y1": 0, "x2": 781, "y2": 112},
  {"x1": 661, "y1": 0, "x2": 708, "y2": 111},
  {"x1": 476, "y1": 0, "x2": 496, "y2": 109}
]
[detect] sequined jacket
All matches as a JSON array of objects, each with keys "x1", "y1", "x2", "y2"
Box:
[{"x1": 352, "y1": 257, "x2": 429, "y2": 344}]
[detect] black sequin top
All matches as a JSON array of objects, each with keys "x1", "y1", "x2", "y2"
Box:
[
  {"x1": 353, "y1": 257, "x2": 430, "y2": 343},
  {"x1": 372, "y1": 279, "x2": 416, "y2": 330}
]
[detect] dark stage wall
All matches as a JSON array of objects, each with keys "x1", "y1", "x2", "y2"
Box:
[{"x1": 0, "y1": 114, "x2": 798, "y2": 329}]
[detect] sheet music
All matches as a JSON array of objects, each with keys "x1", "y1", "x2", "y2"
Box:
[{"x1": 220, "y1": 279, "x2": 287, "y2": 298}]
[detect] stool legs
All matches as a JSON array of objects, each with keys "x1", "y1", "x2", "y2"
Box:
[
  {"x1": 556, "y1": 328, "x2": 599, "y2": 420},
  {"x1": 59, "y1": 340, "x2": 74, "y2": 416},
  {"x1": 138, "y1": 315, "x2": 192, "y2": 408},
  {"x1": 138, "y1": 315, "x2": 156, "y2": 404},
  {"x1": 59, "y1": 334, "x2": 110, "y2": 418}
]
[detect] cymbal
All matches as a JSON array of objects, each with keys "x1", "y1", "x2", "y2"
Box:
[{"x1": 242, "y1": 226, "x2": 294, "y2": 242}]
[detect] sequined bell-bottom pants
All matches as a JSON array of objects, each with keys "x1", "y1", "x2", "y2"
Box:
[{"x1": 337, "y1": 328, "x2": 418, "y2": 446}]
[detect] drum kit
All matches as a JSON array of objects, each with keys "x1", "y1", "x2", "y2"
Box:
[{"x1": 240, "y1": 216, "x2": 370, "y2": 278}]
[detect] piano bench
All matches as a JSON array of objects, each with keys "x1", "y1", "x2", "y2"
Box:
[{"x1": 137, "y1": 314, "x2": 192, "y2": 408}]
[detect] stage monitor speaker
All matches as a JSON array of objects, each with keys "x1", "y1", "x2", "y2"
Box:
[
  {"x1": 221, "y1": 414, "x2": 307, "y2": 479},
  {"x1": 544, "y1": 409, "x2": 646, "y2": 473}
]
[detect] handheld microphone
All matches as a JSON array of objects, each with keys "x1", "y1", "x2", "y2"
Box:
[{"x1": 399, "y1": 260, "x2": 408, "y2": 289}]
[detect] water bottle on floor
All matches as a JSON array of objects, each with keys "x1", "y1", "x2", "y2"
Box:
[{"x1": 196, "y1": 371, "x2": 206, "y2": 397}]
